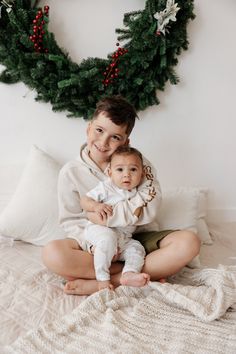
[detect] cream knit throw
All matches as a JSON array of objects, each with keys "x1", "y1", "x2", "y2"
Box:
[{"x1": 3, "y1": 265, "x2": 236, "y2": 354}]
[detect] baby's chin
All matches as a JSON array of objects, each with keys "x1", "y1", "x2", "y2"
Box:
[{"x1": 118, "y1": 182, "x2": 135, "y2": 190}]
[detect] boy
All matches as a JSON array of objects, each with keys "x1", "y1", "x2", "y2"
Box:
[
  {"x1": 42, "y1": 95, "x2": 200, "y2": 295},
  {"x1": 81, "y1": 146, "x2": 151, "y2": 291}
]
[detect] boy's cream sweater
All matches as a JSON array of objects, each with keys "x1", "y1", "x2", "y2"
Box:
[{"x1": 58, "y1": 144, "x2": 162, "y2": 247}]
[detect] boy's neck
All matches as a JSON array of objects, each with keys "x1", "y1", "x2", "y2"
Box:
[{"x1": 88, "y1": 150, "x2": 108, "y2": 172}]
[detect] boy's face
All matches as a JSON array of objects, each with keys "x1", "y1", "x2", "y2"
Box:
[
  {"x1": 87, "y1": 112, "x2": 129, "y2": 169},
  {"x1": 108, "y1": 154, "x2": 143, "y2": 191}
]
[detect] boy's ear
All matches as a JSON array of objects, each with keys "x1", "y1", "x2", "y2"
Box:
[{"x1": 86, "y1": 121, "x2": 92, "y2": 135}]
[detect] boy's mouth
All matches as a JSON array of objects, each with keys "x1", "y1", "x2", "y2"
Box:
[{"x1": 94, "y1": 144, "x2": 108, "y2": 153}]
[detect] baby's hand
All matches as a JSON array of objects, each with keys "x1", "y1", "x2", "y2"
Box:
[{"x1": 94, "y1": 203, "x2": 113, "y2": 220}]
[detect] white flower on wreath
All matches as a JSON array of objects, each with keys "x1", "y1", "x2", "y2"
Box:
[
  {"x1": 154, "y1": 0, "x2": 180, "y2": 35},
  {"x1": 0, "y1": 0, "x2": 14, "y2": 18}
]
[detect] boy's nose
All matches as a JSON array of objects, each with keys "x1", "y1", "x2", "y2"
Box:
[{"x1": 100, "y1": 136, "x2": 109, "y2": 147}]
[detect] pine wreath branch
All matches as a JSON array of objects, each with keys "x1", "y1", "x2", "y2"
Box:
[{"x1": 0, "y1": 0, "x2": 195, "y2": 119}]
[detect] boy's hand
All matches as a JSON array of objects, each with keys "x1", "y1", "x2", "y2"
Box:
[
  {"x1": 94, "y1": 203, "x2": 113, "y2": 220},
  {"x1": 133, "y1": 206, "x2": 143, "y2": 218}
]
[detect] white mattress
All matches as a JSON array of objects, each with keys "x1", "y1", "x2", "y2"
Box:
[{"x1": 0, "y1": 222, "x2": 235, "y2": 348}]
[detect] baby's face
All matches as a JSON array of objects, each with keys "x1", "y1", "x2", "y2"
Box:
[{"x1": 108, "y1": 154, "x2": 143, "y2": 190}]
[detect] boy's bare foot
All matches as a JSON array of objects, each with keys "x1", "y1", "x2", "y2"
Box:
[
  {"x1": 64, "y1": 279, "x2": 99, "y2": 296},
  {"x1": 120, "y1": 272, "x2": 150, "y2": 287},
  {"x1": 98, "y1": 280, "x2": 114, "y2": 291}
]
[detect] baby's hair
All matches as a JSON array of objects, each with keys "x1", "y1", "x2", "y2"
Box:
[
  {"x1": 109, "y1": 146, "x2": 143, "y2": 166},
  {"x1": 93, "y1": 95, "x2": 138, "y2": 136}
]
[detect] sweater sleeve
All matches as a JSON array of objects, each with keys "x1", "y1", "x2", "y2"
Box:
[
  {"x1": 106, "y1": 158, "x2": 162, "y2": 228},
  {"x1": 57, "y1": 165, "x2": 87, "y2": 238}
]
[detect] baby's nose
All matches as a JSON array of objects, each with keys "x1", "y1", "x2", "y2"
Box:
[{"x1": 124, "y1": 170, "x2": 131, "y2": 177}]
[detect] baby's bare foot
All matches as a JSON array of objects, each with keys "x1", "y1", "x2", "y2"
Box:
[
  {"x1": 98, "y1": 280, "x2": 114, "y2": 291},
  {"x1": 64, "y1": 279, "x2": 99, "y2": 295},
  {"x1": 120, "y1": 272, "x2": 150, "y2": 287}
]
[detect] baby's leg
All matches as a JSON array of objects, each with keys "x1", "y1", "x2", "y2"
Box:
[
  {"x1": 119, "y1": 239, "x2": 149, "y2": 287},
  {"x1": 86, "y1": 226, "x2": 118, "y2": 291}
]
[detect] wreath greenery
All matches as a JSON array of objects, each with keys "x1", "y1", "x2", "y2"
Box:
[{"x1": 0, "y1": 0, "x2": 195, "y2": 119}]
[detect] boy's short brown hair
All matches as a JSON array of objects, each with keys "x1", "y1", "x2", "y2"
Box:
[
  {"x1": 109, "y1": 146, "x2": 143, "y2": 166},
  {"x1": 93, "y1": 95, "x2": 138, "y2": 136}
]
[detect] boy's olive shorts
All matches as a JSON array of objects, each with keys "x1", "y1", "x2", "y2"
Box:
[{"x1": 133, "y1": 230, "x2": 174, "y2": 254}]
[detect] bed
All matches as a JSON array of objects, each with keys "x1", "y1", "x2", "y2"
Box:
[{"x1": 0, "y1": 146, "x2": 236, "y2": 353}]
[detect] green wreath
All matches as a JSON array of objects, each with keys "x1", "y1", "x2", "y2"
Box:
[{"x1": 0, "y1": 0, "x2": 195, "y2": 119}]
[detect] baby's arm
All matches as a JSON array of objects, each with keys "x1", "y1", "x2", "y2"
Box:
[{"x1": 81, "y1": 195, "x2": 113, "y2": 220}]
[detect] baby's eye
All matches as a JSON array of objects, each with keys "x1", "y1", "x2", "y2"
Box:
[
  {"x1": 112, "y1": 135, "x2": 121, "y2": 141},
  {"x1": 96, "y1": 128, "x2": 103, "y2": 133},
  {"x1": 131, "y1": 168, "x2": 137, "y2": 172},
  {"x1": 116, "y1": 168, "x2": 123, "y2": 172}
]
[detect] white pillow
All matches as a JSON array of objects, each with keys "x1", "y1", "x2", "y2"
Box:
[
  {"x1": 196, "y1": 189, "x2": 213, "y2": 245},
  {"x1": 0, "y1": 146, "x2": 66, "y2": 245},
  {"x1": 159, "y1": 187, "x2": 212, "y2": 245},
  {"x1": 158, "y1": 187, "x2": 212, "y2": 269}
]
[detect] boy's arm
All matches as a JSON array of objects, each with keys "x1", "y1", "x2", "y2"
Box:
[
  {"x1": 57, "y1": 165, "x2": 85, "y2": 237},
  {"x1": 81, "y1": 195, "x2": 113, "y2": 220},
  {"x1": 58, "y1": 166, "x2": 111, "y2": 232},
  {"x1": 80, "y1": 195, "x2": 99, "y2": 212},
  {"x1": 106, "y1": 159, "x2": 162, "y2": 228}
]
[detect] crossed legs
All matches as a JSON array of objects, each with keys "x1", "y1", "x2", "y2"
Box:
[{"x1": 42, "y1": 230, "x2": 200, "y2": 295}]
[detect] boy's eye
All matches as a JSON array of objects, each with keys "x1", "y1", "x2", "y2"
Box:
[
  {"x1": 131, "y1": 168, "x2": 137, "y2": 172},
  {"x1": 112, "y1": 135, "x2": 121, "y2": 141},
  {"x1": 96, "y1": 128, "x2": 103, "y2": 133},
  {"x1": 116, "y1": 168, "x2": 123, "y2": 172}
]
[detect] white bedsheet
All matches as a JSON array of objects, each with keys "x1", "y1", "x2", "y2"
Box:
[
  {"x1": 0, "y1": 222, "x2": 235, "y2": 348},
  {"x1": 0, "y1": 241, "x2": 85, "y2": 347}
]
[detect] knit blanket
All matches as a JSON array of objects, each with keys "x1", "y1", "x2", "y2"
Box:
[{"x1": 3, "y1": 265, "x2": 236, "y2": 354}]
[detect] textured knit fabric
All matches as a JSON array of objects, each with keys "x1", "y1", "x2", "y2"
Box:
[{"x1": 4, "y1": 265, "x2": 236, "y2": 354}]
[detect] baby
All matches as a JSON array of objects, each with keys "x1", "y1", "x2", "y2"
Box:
[{"x1": 80, "y1": 146, "x2": 150, "y2": 291}]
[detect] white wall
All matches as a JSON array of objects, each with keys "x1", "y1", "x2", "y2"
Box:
[{"x1": 1, "y1": 0, "x2": 236, "y2": 221}]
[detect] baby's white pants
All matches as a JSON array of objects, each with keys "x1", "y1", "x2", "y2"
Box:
[{"x1": 84, "y1": 224, "x2": 146, "y2": 281}]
